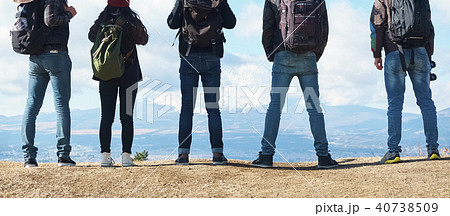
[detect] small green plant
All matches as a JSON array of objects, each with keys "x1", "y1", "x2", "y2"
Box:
[{"x1": 132, "y1": 150, "x2": 149, "y2": 161}]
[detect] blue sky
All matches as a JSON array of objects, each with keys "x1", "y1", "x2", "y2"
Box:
[{"x1": 0, "y1": 0, "x2": 449, "y2": 117}]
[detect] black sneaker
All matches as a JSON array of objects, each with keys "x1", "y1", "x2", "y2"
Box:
[
  {"x1": 251, "y1": 152, "x2": 273, "y2": 168},
  {"x1": 213, "y1": 153, "x2": 228, "y2": 165},
  {"x1": 58, "y1": 157, "x2": 76, "y2": 167},
  {"x1": 24, "y1": 158, "x2": 38, "y2": 168},
  {"x1": 175, "y1": 154, "x2": 189, "y2": 165},
  {"x1": 318, "y1": 154, "x2": 338, "y2": 169}
]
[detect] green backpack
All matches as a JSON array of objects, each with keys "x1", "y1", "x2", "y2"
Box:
[{"x1": 91, "y1": 17, "x2": 133, "y2": 81}]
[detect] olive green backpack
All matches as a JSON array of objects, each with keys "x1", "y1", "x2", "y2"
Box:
[{"x1": 91, "y1": 17, "x2": 133, "y2": 81}]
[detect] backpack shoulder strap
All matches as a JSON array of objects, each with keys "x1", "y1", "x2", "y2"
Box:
[
  {"x1": 124, "y1": 47, "x2": 135, "y2": 63},
  {"x1": 280, "y1": 0, "x2": 288, "y2": 42},
  {"x1": 15, "y1": 5, "x2": 22, "y2": 18}
]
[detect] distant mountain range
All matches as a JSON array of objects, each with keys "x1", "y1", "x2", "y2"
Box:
[{"x1": 1, "y1": 105, "x2": 449, "y2": 163}]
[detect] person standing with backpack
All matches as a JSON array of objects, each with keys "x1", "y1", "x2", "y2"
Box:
[
  {"x1": 370, "y1": 0, "x2": 439, "y2": 163},
  {"x1": 252, "y1": 0, "x2": 338, "y2": 169},
  {"x1": 167, "y1": 0, "x2": 236, "y2": 165},
  {"x1": 88, "y1": 0, "x2": 148, "y2": 167},
  {"x1": 17, "y1": 0, "x2": 77, "y2": 168}
]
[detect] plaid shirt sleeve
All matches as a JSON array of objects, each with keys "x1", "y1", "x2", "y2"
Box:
[{"x1": 44, "y1": 0, "x2": 73, "y2": 27}]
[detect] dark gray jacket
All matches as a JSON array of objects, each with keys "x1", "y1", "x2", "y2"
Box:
[{"x1": 262, "y1": 0, "x2": 329, "y2": 62}]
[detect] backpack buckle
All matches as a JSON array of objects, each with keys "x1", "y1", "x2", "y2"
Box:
[{"x1": 185, "y1": 39, "x2": 193, "y2": 56}]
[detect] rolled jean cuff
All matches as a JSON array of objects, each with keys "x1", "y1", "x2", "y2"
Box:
[
  {"x1": 315, "y1": 151, "x2": 330, "y2": 157},
  {"x1": 178, "y1": 148, "x2": 190, "y2": 154},
  {"x1": 388, "y1": 147, "x2": 402, "y2": 153},
  {"x1": 211, "y1": 148, "x2": 223, "y2": 153},
  {"x1": 261, "y1": 147, "x2": 275, "y2": 156}
]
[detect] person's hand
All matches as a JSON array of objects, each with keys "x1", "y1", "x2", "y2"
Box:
[
  {"x1": 374, "y1": 58, "x2": 383, "y2": 70},
  {"x1": 65, "y1": 5, "x2": 77, "y2": 17}
]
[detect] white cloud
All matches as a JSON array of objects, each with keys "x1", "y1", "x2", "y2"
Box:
[
  {"x1": 431, "y1": 0, "x2": 450, "y2": 24},
  {"x1": 233, "y1": 2, "x2": 263, "y2": 37},
  {"x1": 319, "y1": 0, "x2": 386, "y2": 107}
]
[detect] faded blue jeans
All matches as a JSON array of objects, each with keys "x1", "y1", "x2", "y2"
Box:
[
  {"x1": 384, "y1": 47, "x2": 439, "y2": 153},
  {"x1": 178, "y1": 52, "x2": 224, "y2": 154},
  {"x1": 261, "y1": 51, "x2": 329, "y2": 156},
  {"x1": 22, "y1": 51, "x2": 72, "y2": 160}
]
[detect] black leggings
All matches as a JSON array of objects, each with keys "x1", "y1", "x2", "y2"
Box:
[{"x1": 99, "y1": 80, "x2": 137, "y2": 154}]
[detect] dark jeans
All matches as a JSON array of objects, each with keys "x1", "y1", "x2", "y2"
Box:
[
  {"x1": 99, "y1": 80, "x2": 137, "y2": 154},
  {"x1": 178, "y1": 52, "x2": 224, "y2": 154}
]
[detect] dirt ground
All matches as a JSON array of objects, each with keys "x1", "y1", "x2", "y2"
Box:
[{"x1": 0, "y1": 156, "x2": 449, "y2": 198}]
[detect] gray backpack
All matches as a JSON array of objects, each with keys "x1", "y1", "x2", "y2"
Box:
[{"x1": 388, "y1": 0, "x2": 433, "y2": 71}]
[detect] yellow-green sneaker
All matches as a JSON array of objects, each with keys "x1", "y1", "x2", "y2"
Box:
[
  {"x1": 427, "y1": 150, "x2": 441, "y2": 160},
  {"x1": 380, "y1": 151, "x2": 401, "y2": 164}
]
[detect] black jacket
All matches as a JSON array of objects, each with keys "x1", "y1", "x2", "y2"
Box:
[
  {"x1": 88, "y1": 13, "x2": 148, "y2": 83},
  {"x1": 167, "y1": 0, "x2": 236, "y2": 58},
  {"x1": 262, "y1": 0, "x2": 329, "y2": 62}
]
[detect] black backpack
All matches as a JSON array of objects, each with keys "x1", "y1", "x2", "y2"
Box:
[
  {"x1": 181, "y1": 0, "x2": 223, "y2": 56},
  {"x1": 11, "y1": 0, "x2": 46, "y2": 55},
  {"x1": 388, "y1": 0, "x2": 433, "y2": 70}
]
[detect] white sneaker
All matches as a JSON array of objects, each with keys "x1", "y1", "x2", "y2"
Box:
[
  {"x1": 101, "y1": 152, "x2": 114, "y2": 167},
  {"x1": 121, "y1": 153, "x2": 134, "y2": 167}
]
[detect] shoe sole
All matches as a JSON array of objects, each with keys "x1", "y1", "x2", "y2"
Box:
[
  {"x1": 381, "y1": 157, "x2": 401, "y2": 164},
  {"x1": 175, "y1": 162, "x2": 189, "y2": 165},
  {"x1": 318, "y1": 164, "x2": 339, "y2": 169},
  {"x1": 101, "y1": 164, "x2": 113, "y2": 167},
  {"x1": 251, "y1": 163, "x2": 273, "y2": 168},
  {"x1": 122, "y1": 163, "x2": 134, "y2": 167},
  {"x1": 213, "y1": 161, "x2": 228, "y2": 165},
  {"x1": 58, "y1": 163, "x2": 76, "y2": 167},
  {"x1": 25, "y1": 164, "x2": 38, "y2": 168},
  {"x1": 428, "y1": 154, "x2": 441, "y2": 160}
]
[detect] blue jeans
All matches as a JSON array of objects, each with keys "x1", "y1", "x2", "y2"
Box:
[
  {"x1": 178, "y1": 52, "x2": 224, "y2": 154},
  {"x1": 22, "y1": 51, "x2": 72, "y2": 160},
  {"x1": 261, "y1": 51, "x2": 329, "y2": 156},
  {"x1": 384, "y1": 47, "x2": 439, "y2": 153}
]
